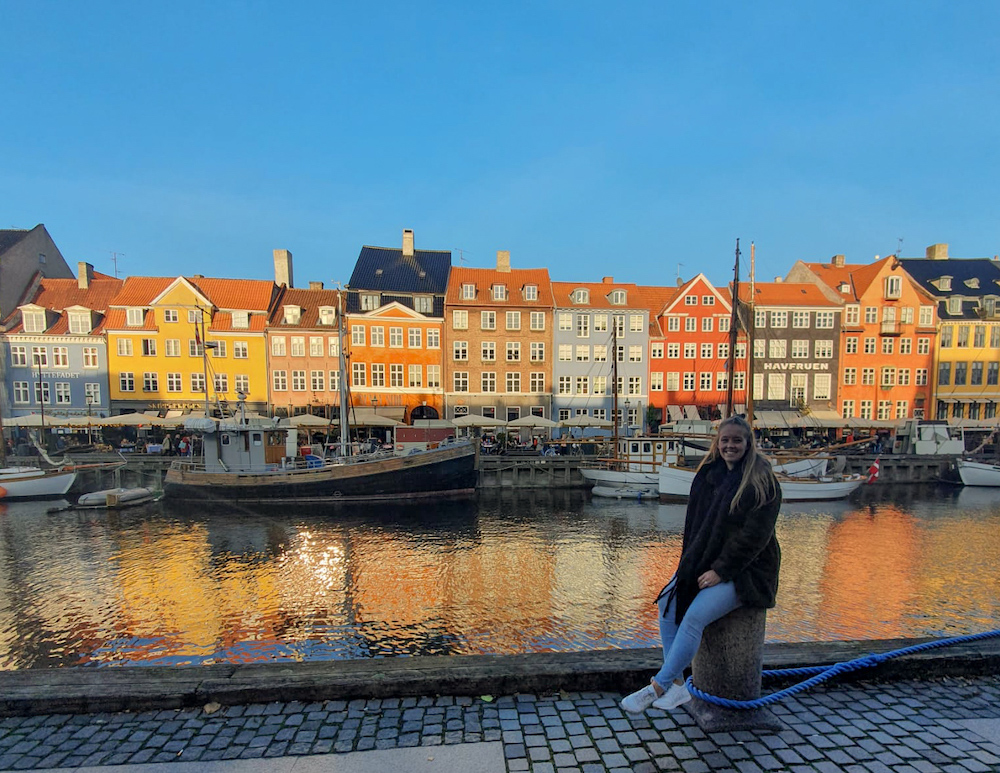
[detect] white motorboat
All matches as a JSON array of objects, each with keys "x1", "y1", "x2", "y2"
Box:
[
  {"x1": 0, "y1": 466, "x2": 77, "y2": 499},
  {"x1": 658, "y1": 455, "x2": 865, "y2": 502},
  {"x1": 581, "y1": 436, "x2": 693, "y2": 498},
  {"x1": 956, "y1": 459, "x2": 1000, "y2": 487},
  {"x1": 76, "y1": 487, "x2": 160, "y2": 509}
]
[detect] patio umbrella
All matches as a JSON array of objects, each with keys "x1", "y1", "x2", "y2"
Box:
[
  {"x1": 6, "y1": 414, "x2": 70, "y2": 427},
  {"x1": 559, "y1": 415, "x2": 613, "y2": 428},
  {"x1": 352, "y1": 414, "x2": 401, "y2": 427},
  {"x1": 284, "y1": 413, "x2": 335, "y2": 428},
  {"x1": 507, "y1": 415, "x2": 559, "y2": 428},
  {"x1": 94, "y1": 413, "x2": 169, "y2": 427},
  {"x1": 451, "y1": 414, "x2": 507, "y2": 428}
]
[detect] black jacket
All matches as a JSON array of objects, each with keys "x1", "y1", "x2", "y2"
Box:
[{"x1": 666, "y1": 457, "x2": 782, "y2": 624}]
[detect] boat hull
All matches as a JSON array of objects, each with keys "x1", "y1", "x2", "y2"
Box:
[
  {"x1": 77, "y1": 487, "x2": 158, "y2": 509},
  {"x1": 658, "y1": 464, "x2": 865, "y2": 502},
  {"x1": 581, "y1": 468, "x2": 659, "y2": 498},
  {"x1": 163, "y1": 443, "x2": 478, "y2": 502},
  {"x1": 0, "y1": 467, "x2": 77, "y2": 499},
  {"x1": 957, "y1": 459, "x2": 1000, "y2": 487}
]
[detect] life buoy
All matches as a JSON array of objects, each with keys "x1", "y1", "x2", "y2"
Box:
[{"x1": 0, "y1": 487, "x2": 8, "y2": 498}]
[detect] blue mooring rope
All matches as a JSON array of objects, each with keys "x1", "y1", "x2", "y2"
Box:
[{"x1": 685, "y1": 629, "x2": 1000, "y2": 709}]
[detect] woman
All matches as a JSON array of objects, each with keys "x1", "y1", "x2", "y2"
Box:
[{"x1": 621, "y1": 415, "x2": 782, "y2": 713}]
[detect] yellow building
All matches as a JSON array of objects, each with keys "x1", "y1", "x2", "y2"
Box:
[{"x1": 106, "y1": 275, "x2": 278, "y2": 415}]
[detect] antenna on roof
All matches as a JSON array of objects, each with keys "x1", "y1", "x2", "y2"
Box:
[
  {"x1": 677, "y1": 263, "x2": 684, "y2": 282},
  {"x1": 895, "y1": 237, "x2": 904, "y2": 257},
  {"x1": 455, "y1": 249, "x2": 470, "y2": 265},
  {"x1": 109, "y1": 251, "x2": 125, "y2": 279}
]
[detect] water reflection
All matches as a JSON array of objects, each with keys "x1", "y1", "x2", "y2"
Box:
[{"x1": 0, "y1": 485, "x2": 997, "y2": 670}]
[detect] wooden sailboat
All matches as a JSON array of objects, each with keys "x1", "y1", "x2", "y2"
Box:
[{"x1": 163, "y1": 298, "x2": 478, "y2": 503}]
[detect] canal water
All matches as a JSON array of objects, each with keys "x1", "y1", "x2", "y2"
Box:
[{"x1": 0, "y1": 485, "x2": 998, "y2": 670}]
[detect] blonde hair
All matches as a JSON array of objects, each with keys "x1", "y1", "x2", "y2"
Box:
[{"x1": 698, "y1": 415, "x2": 779, "y2": 512}]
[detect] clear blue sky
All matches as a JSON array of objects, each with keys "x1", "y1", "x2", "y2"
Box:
[{"x1": 3, "y1": 1, "x2": 998, "y2": 289}]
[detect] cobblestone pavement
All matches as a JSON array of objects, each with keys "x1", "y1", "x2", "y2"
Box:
[{"x1": 0, "y1": 674, "x2": 998, "y2": 772}]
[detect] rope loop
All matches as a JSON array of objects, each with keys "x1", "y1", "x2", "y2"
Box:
[{"x1": 685, "y1": 629, "x2": 1000, "y2": 710}]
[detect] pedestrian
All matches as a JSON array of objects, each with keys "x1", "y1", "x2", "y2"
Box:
[
  {"x1": 620, "y1": 414, "x2": 782, "y2": 714},
  {"x1": 177, "y1": 435, "x2": 190, "y2": 457}
]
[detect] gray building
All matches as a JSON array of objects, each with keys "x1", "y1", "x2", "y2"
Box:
[
  {"x1": 0, "y1": 225, "x2": 73, "y2": 323},
  {"x1": 745, "y1": 281, "x2": 843, "y2": 421},
  {"x1": 551, "y1": 279, "x2": 649, "y2": 435}
]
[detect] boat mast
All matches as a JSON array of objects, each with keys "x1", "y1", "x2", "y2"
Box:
[
  {"x1": 746, "y1": 242, "x2": 756, "y2": 424},
  {"x1": 337, "y1": 290, "x2": 351, "y2": 457},
  {"x1": 725, "y1": 239, "x2": 741, "y2": 418},
  {"x1": 611, "y1": 319, "x2": 619, "y2": 451},
  {"x1": 200, "y1": 307, "x2": 210, "y2": 417}
]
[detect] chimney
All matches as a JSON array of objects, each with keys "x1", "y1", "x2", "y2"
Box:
[
  {"x1": 274, "y1": 249, "x2": 294, "y2": 288},
  {"x1": 832, "y1": 254, "x2": 846, "y2": 268},
  {"x1": 309, "y1": 281, "x2": 324, "y2": 290},
  {"x1": 77, "y1": 261, "x2": 94, "y2": 290},
  {"x1": 402, "y1": 229, "x2": 414, "y2": 258},
  {"x1": 602, "y1": 276, "x2": 614, "y2": 284},
  {"x1": 926, "y1": 243, "x2": 949, "y2": 260},
  {"x1": 496, "y1": 250, "x2": 511, "y2": 273},
  {"x1": 774, "y1": 276, "x2": 783, "y2": 283}
]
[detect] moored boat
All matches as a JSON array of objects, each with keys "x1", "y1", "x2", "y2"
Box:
[
  {"x1": 956, "y1": 459, "x2": 1000, "y2": 487},
  {"x1": 0, "y1": 466, "x2": 77, "y2": 499},
  {"x1": 76, "y1": 487, "x2": 160, "y2": 509}
]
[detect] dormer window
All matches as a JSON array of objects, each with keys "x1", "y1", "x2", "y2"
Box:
[
  {"x1": 461, "y1": 283, "x2": 476, "y2": 300},
  {"x1": 126, "y1": 308, "x2": 144, "y2": 326},
  {"x1": 492, "y1": 284, "x2": 507, "y2": 301},
  {"x1": 965, "y1": 277, "x2": 980, "y2": 289},
  {"x1": 361, "y1": 293, "x2": 380, "y2": 311},
  {"x1": 318, "y1": 307, "x2": 336, "y2": 325},
  {"x1": 232, "y1": 311, "x2": 249, "y2": 329},
  {"x1": 283, "y1": 305, "x2": 302, "y2": 325},
  {"x1": 884, "y1": 276, "x2": 902, "y2": 300},
  {"x1": 939, "y1": 276, "x2": 953, "y2": 291},
  {"x1": 839, "y1": 282, "x2": 851, "y2": 293},
  {"x1": 947, "y1": 296, "x2": 962, "y2": 315},
  {"x1": 22, "y1": 309, "x2": 45, "y2": 333},
  {"x1": 610, "y1": 289, "x2": 626, "y2": 305},
  {"x1": 414, "y1": 296, "x2": 433, "y2": 314},
  {"x1": 571, "y1": 289, "x2": 590, "y2": 304},
  {"x1": 523, "y1": 284, "x2": 538, "y2": 301},
  {"x1": 68, "y1": 311, "x2": 92, "y2": 335},
  {"x1": 983, "y1": 297, "x2": 997, "y2": 317}
]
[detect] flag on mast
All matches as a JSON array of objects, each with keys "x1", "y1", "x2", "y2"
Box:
[{"x1": 867, "y1": 457, "x2": 880, "y2": 484}]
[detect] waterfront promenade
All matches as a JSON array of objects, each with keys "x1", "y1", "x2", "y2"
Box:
[{"x1": 1, "y1": 641, "x2": 998, "y2": 772}]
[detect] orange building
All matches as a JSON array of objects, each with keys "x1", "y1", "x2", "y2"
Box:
[
  {"x1": 443, "y1": 251, "x2": 554, "y2": 423},
  {"x1": 787, "y1": 255, "x2": 938, "y2": 421},
  {"x1": 640, "y1": 285, "x2": 680, "y2": 429}
]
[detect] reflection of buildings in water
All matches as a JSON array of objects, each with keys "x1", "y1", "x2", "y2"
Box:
[
  {"x1": 817, "y1": 505, "x2": 919, "y2": 641},
  {"x1": 766, "y1": 511, "x2": 838, "y2": 643},
  {"x1": 911, "y1": 509, "x2": 1000, "y2": 631},
  {"x1": 0, "y1": 502, "x2": 120, "y2": 668}
]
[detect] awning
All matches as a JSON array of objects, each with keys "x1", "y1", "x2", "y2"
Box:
[
  {"x1": 802, "y1": 409, "x2": 846, "y2": 428},
  {"x1": 684, "y1": 405, "x2": 700, "y2": 420},
  {"x1": 753, "y1": 411, "x2": 794, "y2": 429},
  {"x1": 667, "y1": 405, "x2": 684, "y2": 422}
]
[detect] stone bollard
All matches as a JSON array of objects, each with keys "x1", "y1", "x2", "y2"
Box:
[{"x1": 685, "y1": 606, "x2": 783, "y2": 733}]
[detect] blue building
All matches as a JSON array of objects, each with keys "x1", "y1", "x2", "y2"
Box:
[{"x1": 1, "y1": 263, "x2": 122, "y2": 424}]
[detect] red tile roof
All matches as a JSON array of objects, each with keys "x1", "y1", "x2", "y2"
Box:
[
  {"x1": 267, "y1": 287, "x2": 343, "y2": 329},
  {"x1": 799, "y1": 257, "x2": 891, "y2": 301},
  {"x1": 446, "y1": 266, "x2": 553, "y2": 306},
  {"x1": 551, "y1": 281, "x2": 644, "y2": 309},
  {"x1": 2, "y1": 274, "x2": 123, "y2": 334}
]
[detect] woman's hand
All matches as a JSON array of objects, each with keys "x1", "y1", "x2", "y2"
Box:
[{"x1": 697, "y1": 570, "x2": 721, "y2": 590}]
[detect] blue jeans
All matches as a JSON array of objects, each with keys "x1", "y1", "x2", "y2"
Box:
[{"x1": 653, "y1": 577, "x2": 741, "y2": 691}]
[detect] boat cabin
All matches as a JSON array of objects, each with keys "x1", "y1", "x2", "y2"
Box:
[
  {"x1": 614, "y1": 436, "x2": 689, "y2": 472},
  {"x1": 190, "y1": 417, "x2": 289, "y2": 473},
  {"x1": 891, "y1": 419, "x2": 965, "y2": 456}
]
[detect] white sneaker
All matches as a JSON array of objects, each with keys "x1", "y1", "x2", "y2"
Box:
[
  {"x1": 652, "y1": 682, "x2": 691, "y2": 710},
  {"x1": 620, "y1": 683, "x2": 660, "y2": 713}
]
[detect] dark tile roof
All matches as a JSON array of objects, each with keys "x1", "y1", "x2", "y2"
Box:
[
  {"x1": 348, "y1": 247, "x2": 452, "y2": 295},
  {"x1": 899, "y1": 258, "x2": 1000, "y2": 298},
  {"x1": 0, "y1": 229, "x2": 32, "y2": 255},
  {"x1": 343, "y1": 289, "x2": 444, "y2": 317}
]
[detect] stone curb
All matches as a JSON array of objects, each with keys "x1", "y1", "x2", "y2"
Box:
[{"x1": 1, "y1": 637, "x2": 997, "y2": 717}]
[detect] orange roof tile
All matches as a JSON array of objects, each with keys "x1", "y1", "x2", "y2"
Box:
[
  {"x1": 800, "y1": 257, "x2": 892, "y2": 301},
  {"x1": 103, "y1": 309, "x2": 159, "y2": 332},
  {"x1": 738, "y1": 282, "x2": 842, "y2": 307},
  {"x1": 2, "y1": 273, "x2": 124, "y2": 334},
  {"x1": 446, "y1": 266, "x2": 553, "y2": 306},
  {"x1": 111, "y1": 276, "x2": 277, "y2": 311}
]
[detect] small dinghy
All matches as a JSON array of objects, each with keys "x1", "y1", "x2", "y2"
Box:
[{"x1": 76, "y1": 487, "x2": 159, "y2": 509}]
